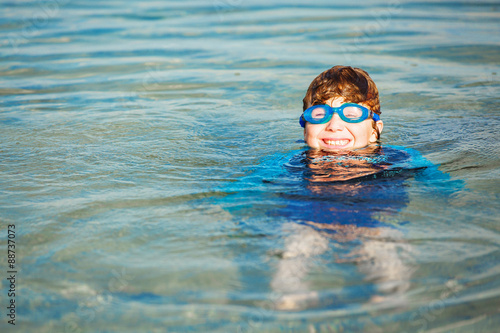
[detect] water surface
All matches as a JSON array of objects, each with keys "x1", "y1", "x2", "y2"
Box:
[{"x1": 1, "y1": 0, "x2": 500, "y2": 332}]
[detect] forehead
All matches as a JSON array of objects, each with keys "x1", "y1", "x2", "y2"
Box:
[
  {"x1": 324, "y1": 97, "x2": 345, "y2": 106},
  {"x1": 324, "y1": 97, "x2": 370, "y2": 110}
]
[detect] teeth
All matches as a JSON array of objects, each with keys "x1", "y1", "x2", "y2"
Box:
[{"x1": 325, "y1": 139, "x2": 349, "y2": 146}]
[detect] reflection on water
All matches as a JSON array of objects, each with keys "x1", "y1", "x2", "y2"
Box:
[
  {"x1": 1, "y1": 0, "x2": 500, "y2": 332},
  {"x1": 302, "y1": 146, "x2": 392, "y2": 182}
]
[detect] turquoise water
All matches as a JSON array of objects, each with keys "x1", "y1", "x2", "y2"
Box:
[{"x1": 1, "y1": 0, "x2": 500, "y2": 332}]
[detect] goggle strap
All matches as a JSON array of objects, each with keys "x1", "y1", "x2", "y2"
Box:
[{"x1": 299, "y1": 114, "x2": 306, "y2": 128}]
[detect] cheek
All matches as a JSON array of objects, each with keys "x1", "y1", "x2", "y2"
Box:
[
  {"x1": 348, "y1": 123, "x2": 372, "y2": 141},
  {"x1": 304, "y1": 126, "x2": 321, "y2": 145}
]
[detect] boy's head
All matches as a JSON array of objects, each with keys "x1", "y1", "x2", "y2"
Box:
[{"x1": 301, "y1": 66, "x2": 383, "y2": 151}]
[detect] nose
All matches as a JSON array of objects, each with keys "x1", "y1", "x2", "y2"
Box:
[{"x1": 325, "y1": 113, "x2": 345, "y2": 131}]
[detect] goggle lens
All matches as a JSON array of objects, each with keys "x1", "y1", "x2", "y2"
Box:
[
  {"x1": 343, "y1": 106, "x2": 364, "y2": 119},
  {"x1": 310, "y1": 107, "x2": 328, "y2": 121}
]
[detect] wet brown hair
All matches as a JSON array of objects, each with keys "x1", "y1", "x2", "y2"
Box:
[{"x1": 302, "y1": 65, "x2": 380, "y2": 115}]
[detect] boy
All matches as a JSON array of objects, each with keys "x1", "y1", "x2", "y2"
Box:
[{"x1": 300, "y1": 65, "x2": 384, "y2": 151}]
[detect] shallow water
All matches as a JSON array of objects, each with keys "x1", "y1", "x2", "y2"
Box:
[{"x1": 1, "y1": 0, "x2": 500, "y2": 332}]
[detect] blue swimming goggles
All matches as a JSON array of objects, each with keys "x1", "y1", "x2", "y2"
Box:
[{"x1": 299, "y1": 103, "x2": 380, "y2": 128}]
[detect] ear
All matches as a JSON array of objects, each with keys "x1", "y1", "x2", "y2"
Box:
[{"x1": 369, "y1": 120, "x2": 383, "y2": 143}]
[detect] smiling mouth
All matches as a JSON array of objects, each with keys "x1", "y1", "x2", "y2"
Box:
[{"x1": 323, "y1": 139, "x2": 350, "y2": 147}]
